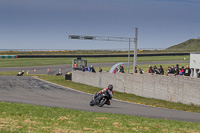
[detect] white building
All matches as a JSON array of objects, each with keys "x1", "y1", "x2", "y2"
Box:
[{"x1": 190, "y1": 52, "x2": 200, "y2": 77}]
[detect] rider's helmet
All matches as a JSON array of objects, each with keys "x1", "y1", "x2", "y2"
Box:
[{"x1": 108, "y1": 84, "x2": 113, "y2": 91}]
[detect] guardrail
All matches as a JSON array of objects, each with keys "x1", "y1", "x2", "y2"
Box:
[
  {"x1": 17, "y1": 53, "x2": 190, "y2": 58},
  {"x1": 0, "y1": 55, "x2": 17, "y2": 59}
]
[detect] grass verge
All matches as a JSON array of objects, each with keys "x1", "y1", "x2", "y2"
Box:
[
  {"x1": 0, "y1": 55, "x2": 189, "y2": 68},
  {"x1": 0, "y1": 101, "x2": 200, "y2": 133}
]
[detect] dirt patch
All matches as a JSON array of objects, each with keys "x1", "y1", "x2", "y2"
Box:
[
  {"x1": 58, "y1": 116, "x2": 69, "y2": 121},
  {"x1": 95, "y1": 117, "x2": 107, "y2": 120},
  {"x1": 67, "y1": 121, "x2": 75, "y2": 124},
  {"x1": 52, "y1": 128, "x2": 66, "y2": 133},
  {"x1": 23, "y1": 119, "x2": 37, "y2": 124},
  {"x1": 162, "y1": 129, "x2": 168, "y2": 132},
  {"x1": 130, "y1": 122, "x2": 138, "y2": 126},
  {"x1": 28, "y1": 127, "x2": 37, "y2": 130},
  {"x1": 0, "y1": 124, "x2": 8, "y2": 129},
  {"x1": 16, "y1": 126, "x2": 23, "y2": 128},
  {"x1": 112, "y1": 122, "x2": 122, "y2": 126},
  {"x1": 0, "y1": 121, "x2": 9, "y2": 124},
  {"x1": 83, "y1": 127, "x2": 93, "y2": 131},
  {"x1": 41, "y1": 127, "x2": 51, "y2": 129},
  {"x1": 144, "y1": 127, "x2": 151, "y2": 131},
  {"x1": 93, "y1": 122, "x2": 103, "y2": 126}
]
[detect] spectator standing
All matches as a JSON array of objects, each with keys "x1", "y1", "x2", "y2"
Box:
[
  {"x1": 154, "y1": 65, "x2": 160, "y2": 74},
  {"x1": 179, "y1": 66, "x2": 184, "y2": 75},
  {"x1": 154, "y1": 65, "x2": 157, "y2": 70},
  {"x1": 179, "y1": 68, "x2": 183, "y2": 75},
  {"x1": 159, "y1": 65, "x2": 164, "y2": 75},
  {"x1": 120, "y1": 65, "x2": 124, "y2": 73},
  {"x1": 91, "y1": 65, "x2": 96, "y2": 73},
  {"x1": 184, "y1": 65, "x2": 191, "y2": 76},
  {"x1": 151, "y1": 67, "x2": 155, "y2": 73},
  {"x1": 114, "y1": 68, "x2": 117, "y2": 74},
  {"x1": 170, "y1": 65, "x2": 175, "y2": 74},
  {"x1": 166, "y1": 66, "x2": 171, "y2": 76},
  {"x1": 99, "y1": 67, "x2": 102, "y2": 72},
  {"x1": 88, "y1": 66, "x2": 91, "y2": 72},
  {"x1": 148, "y1": 65, "x2": 152, "y2": 73},
  {"x1": 118, "y1": 65, "x2": 121, "y2": 72},
  {"x1": 82, "y1": 66, "x2": 85, "y2": 72},
  {"x1": 139, "y1": 68, "x2": 144, "y2": 74},
  {"x1": 175, "y1": 64, "x2": 179, "y2": 75},
  {"x1": 134, "y1": 65, "x2": 138, "y2": 73},
  {"x1": 74, "y1": 62, "x2": 77, "y2": 68}
]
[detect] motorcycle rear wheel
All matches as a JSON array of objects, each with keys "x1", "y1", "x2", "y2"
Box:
[{"x1": 90, "y1": 100, "x2": 95, "y2": 106}]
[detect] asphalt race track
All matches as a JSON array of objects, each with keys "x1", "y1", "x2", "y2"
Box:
[{"x1": 0, "y1": 75, "x2": 200, "y2": 122}]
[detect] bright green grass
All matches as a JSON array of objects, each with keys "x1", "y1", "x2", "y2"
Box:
[
  {"x1": 0, "y1": 55, "x2": 189, "y2": 68},
  {"x1": 0, "y1": 71, "x2": 20, "y2": 76},
  {"x1": 0, "y1": 58, "x2": 74, "y2": 68},
  {"x1": 0, "y1": 102, "x2": 200, "y2": 133}
]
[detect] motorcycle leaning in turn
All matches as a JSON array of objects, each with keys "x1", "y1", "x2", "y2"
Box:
[{"x1": 90, "y1": 90, "x2": 113, "y2": 107}]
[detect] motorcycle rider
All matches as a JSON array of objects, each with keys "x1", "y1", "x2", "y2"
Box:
[
  {"x1": 95, "y1": 84, "x2": 113, "y2": 105},
  {"x1": 17, "y1": 70, "x2": 24, "y2": 76}
]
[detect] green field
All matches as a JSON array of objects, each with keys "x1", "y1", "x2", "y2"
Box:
[
  {"x1": 1, "y1": 101, "x2": 200, "y2": 133},
  {"x1": 0, "y1": 55, "x2": 189, "y2": 68}
]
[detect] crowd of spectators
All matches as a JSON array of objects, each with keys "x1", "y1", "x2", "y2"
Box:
[
  {"x1": 147, "y1": 65, "x2": 164, "y2": 75},
  {"x1": 81, "y1": 63, "x2": 200, "y2": 78},
  {"x1": 114, "y1": 65, "x2": 124, "y2": 73},
  {"x1": 145, "y1": 64, "x2": 198, "y2": 77},
  {"x1": 82, "y1": 65, "x2": 104, "y2": 73},
  {"x1": 113, "y1": 64, "x2": 199, "y2": 78},
  {"x1": 82, "y1": 65, "x2": 96, "y2": 73},
  {"x1": 165, "y1": 64, "x2": 192, "y2": 76}
]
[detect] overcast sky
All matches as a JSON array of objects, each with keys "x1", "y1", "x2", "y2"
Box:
[{"x1": 0, "y1": 0, "x2": 200, "y2": 50}]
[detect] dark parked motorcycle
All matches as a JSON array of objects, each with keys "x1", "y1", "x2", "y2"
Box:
[{"x1": 90, "y1": 91, "x2": 112, "y2": 107}]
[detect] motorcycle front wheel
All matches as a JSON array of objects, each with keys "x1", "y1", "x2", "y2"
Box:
[
  {"x1": 90, "y1": 100, "x2": 95, "y2": 106},
  {"x1": 98, "y1": 97, "x2": 107, "y2": 107}
]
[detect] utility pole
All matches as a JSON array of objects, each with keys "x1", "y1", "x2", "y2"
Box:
[
  {"x1": 128, "y1": 38, "x2": 131, "y2": 73},
  {"x1": 133, "y1": 28, "x2": 138, "y2": 73}
]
